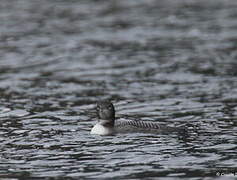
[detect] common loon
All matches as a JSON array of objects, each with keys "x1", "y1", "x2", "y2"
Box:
[{"x1": 90, "y1": 100, "x2": 187, "y2": 135}]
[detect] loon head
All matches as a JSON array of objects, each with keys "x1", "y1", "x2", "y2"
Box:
[{"x1": 90, "y1": 100, "x2": 115, "y2": 135}]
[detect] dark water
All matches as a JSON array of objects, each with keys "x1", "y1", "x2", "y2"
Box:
[{"x1": 0, "y1": 0, "x2": 237, "y2": 179}]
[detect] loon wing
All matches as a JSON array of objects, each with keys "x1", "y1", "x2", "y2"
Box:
[
  {"x1": 115, "y1": 119, "x2": 187, "y2": 134},
  {"x1": 116, "y1": 119, "x2": 162, "y2": 129}
]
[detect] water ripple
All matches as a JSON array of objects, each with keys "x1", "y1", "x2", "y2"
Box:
[{"x1": 0, "y1": 0, "x2": 237, "y2": 179}]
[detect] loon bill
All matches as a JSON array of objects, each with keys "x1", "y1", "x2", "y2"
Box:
[{"x1": 90, "y1": 100, "x2": 186, "y2": 136}]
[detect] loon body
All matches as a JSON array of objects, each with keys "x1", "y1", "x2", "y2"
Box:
[{"x1": 90, "y1": 100, "x2": 186, "y2": 136}]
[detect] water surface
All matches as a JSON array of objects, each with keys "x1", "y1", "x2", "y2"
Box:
[{"x1": 0, "y1": 0, "x2": 237, "y2": 179}]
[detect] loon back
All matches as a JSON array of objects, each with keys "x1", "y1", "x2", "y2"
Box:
[
  {"x1": 115, "y1": 119, "x2": 184, "y2": 134},
  {"x1": 116, "y1": 119, "x2": 162, "y2": 129}
]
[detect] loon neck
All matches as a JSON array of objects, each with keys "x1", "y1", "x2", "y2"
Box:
[{"x1": 99, "y1": 119, "x2": 114, "y2": 127}]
